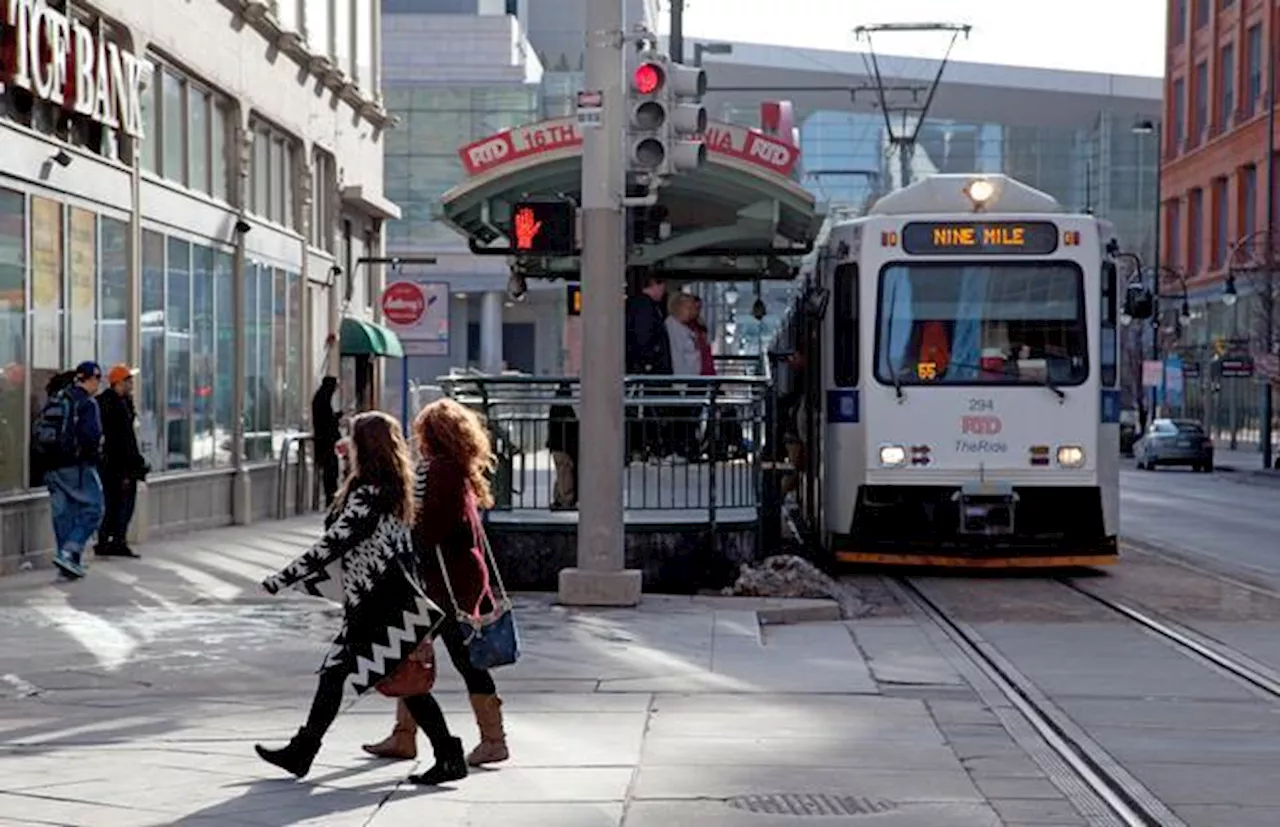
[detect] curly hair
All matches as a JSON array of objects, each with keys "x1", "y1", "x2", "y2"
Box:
[
  {"x1": 413, "y1": 398, "x2": 496, "y2": 509},
  {"x1": 337, "y1": 410, "x2": 416, "y2": 524}
]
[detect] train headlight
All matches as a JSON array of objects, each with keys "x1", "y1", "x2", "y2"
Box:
[
  {"x1": 879, "y1": 444, "x2": 908, "y2": 468},
  {"x1": 1057, "y1": 445, "x2": 1086, "y2": 468},
  {"x1": 964, "y1": 178, "x2": 996, "y2": 209}
]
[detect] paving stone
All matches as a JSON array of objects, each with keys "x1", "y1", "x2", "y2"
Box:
[
  {"x1": 631, "y1": 765, "x2": 984, "y2": 802},
  {"x1": 622, "y1": 799, "x2": 1003, "y2": 827},
  {"x1": 988, "y1": 797, "x2": 1087, "y2": 825},
  {"x1": 970, "y1": 776, "x2": 1066, "y2": 800}
]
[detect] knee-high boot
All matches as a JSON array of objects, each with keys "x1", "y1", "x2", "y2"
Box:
[
  {"x1": 361, "y1": 700, "x2": 418, "y2": 760},
  {"x1": 466, "y1": 694, "x2": 509, "y2": 766}
]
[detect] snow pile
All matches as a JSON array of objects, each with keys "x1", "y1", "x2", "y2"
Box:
[{"x1": 723, "y1": 555, "x2": 839, "y2": 600}]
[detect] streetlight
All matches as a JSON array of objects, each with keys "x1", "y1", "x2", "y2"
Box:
[
  {"x1": 693, "y1": 42, "x2": 733, "y2": 68},
  {"x1": 723, "y1": 285, "x2": 739, "y2": 306},
  {"x1": 1223, "y1": 274, "x2": 1238, "y2": 306}
]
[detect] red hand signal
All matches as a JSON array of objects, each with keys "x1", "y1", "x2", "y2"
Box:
[{"x1": 514, "y1": 208, "x2": 543, "y2": 250}]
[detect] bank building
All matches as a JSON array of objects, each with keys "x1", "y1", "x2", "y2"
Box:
[{"x1": 0, "y1": 0, "x2": 398, "y2": 571}]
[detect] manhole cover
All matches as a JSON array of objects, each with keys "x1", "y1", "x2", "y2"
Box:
[{"x1": 726, "y1": 794, "x2": 899, "y2": 817}]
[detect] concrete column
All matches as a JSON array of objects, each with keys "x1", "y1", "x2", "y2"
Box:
[
  {"x1": 479, "y1": 290, "x2": 504, "y2": 373},
  {"x1": 231, "y1": 115, "x2": 254, "y2": 524},
  {"x1": 557, "y1": 0, "x2": 641, "y2": 607}
]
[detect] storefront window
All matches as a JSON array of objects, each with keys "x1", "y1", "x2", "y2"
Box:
[
  {"x1": 192, "y1": 246, "x2": 216, "y2": 469},
  {"x1": 165, "y1": 239, "x2": 192, "y2": 471},
  {"x1": 68, "y1": 209, "x2": 97, "y2": 365},
  {"x1": 244, "y1": 262, "x2": 267, "y2": 461},
  {"x1": 273, "y1": 268, "x2": 287, "y2": 436},
  {"x1": 0, "y1": 190, "x2": 25, "y2": 493},
  {"x1": 140, "y1": 231, "x2": 165, "y2": 470},
  {"x1": 28, "y1": 197, "x2": 65, "y2": 450},
  {"x1": 214, "y1": 252, "x2": 234, "y2": 465},
  {"x1": 286, "y1": 272, "x2": 302, "y2": 430},
  {"x1": 99, "y1": 218, "x2": 128, "y2": 367},
  {"x1": 257, "y1": 267, "x2": 274, "y2": 450}
]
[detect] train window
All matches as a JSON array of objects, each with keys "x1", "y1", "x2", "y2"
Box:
[
  {"x1": 1101, "y1": 261, "x2": 1118, "y2": 387},
  {"x1": 832, "y1": 263, "x2": 858, "y2": 386}
]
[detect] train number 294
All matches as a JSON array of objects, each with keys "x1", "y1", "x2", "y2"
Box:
[{"x1": 967, "y1": 398, "x2": 995, "y2": 412}]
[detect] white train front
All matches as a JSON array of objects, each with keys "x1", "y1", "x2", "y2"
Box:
[{"x1": 789, "y1": 174, "x2": 1121, "y2": 568}]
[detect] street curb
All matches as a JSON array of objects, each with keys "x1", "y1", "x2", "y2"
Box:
[{"x1": 756, "y1": 602, "x2": 843, "y2": 626}]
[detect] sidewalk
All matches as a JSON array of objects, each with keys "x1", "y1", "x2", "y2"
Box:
[
  {"x1": 0, "y1": 520, "x2": 1083, "y2": 826},
  {"x1": 1212, "y1": 447, "x2": 1280, "y2": 484}
]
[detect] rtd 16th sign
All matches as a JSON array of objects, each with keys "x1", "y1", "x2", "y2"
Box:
[{"x1": 1, "y1": 0, "x2": 151, "y2": 138}]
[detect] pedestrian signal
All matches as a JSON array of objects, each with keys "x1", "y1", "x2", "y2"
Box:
[
  {"x1": 510, "y1": 201, "x2": 576, "y2": 254},
  {"x1": 567, "y1": 283, "x2": 581, "y2": 316}
]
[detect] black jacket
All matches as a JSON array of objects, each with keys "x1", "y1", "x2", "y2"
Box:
[
  {"x1": 98, "y1": 387, "x2": 144, "y2": 479},
  {"x1": 312, "y1": 385, "x2": 341, "y2": 449},
  {"x1": 625, "y1": 293, "x2": 672, "y2": 375}
]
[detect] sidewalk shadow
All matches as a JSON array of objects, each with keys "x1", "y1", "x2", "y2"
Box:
[{"x1": 166, "y1": 765, "x2": 451, "y2": 826}]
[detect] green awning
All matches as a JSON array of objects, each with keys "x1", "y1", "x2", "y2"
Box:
[{"x1": 339, "y1": 317, "x2": 405, "y2": 358}]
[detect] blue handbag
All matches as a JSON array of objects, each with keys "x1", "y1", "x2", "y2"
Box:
[{"x1": 435, "y1": 497, "x2": 520, "y2": 671}]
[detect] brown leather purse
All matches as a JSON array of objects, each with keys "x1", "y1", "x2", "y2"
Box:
[{"x1": 375, "y1": 639, "x2": 437, "y2": 697}]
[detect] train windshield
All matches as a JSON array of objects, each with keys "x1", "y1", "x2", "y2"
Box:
[{"x1": 874, "y1": 261, "x2": 1088, "y2": 387}]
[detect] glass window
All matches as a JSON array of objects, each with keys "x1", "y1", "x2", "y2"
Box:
[
  {"x1": 0, "y1": 189, "x2": 26, "y2": 492},
  {"x1": 305, "y1": 0, "x2": 330, "y2": 62},
  {"x1": 277, "y1": 0, "x2": 300, "y2": 30},
  {"x1": 140, "y1": 230, "x2": 165, "y2": 471},
  {"x1": 1220, "y1": 43, "x2": 1235, "y2": 131},
  {"x1": 257, "y1": 266, "x2": 275, "y2": 455},
  {"x1": 1193, "y1": 62, "x2": 1208, "y2": 142},
  {"x1": 1247, "y1": 25, "x2": 1262, "y2": 113},
  {"x1": 99, "y1": 217, "x2": 128, "y2": 367},
  {"x1": 1101, "y1": 261, "x2": 1118, "y2": 388},
  {"x1": 190, "y1": 88, "x2": 210, "y2": 193},
  {"x1": 211, "y1": 102, "x2": 228, "y2": 202},
  {"x1": 282, "y1": 144, "x2": 295, "y2": 229},
  {"x1": 1243, "y1": 165, "x2": 1258, "y2": 238},
  {"x1": 874, "y1": 262, "x2": 1088, "y2": 387},
  {"x1": 192, "y1": 245, "x2": 216, "y2": 469},
  {"x1": 140, "y1": 69, "x2": 158, "y2": 173},
  {"x1": 214, "y1": 251, "x2": 234, "y2": 466},
  {"x1": 354, "y1": 0, "x2": 374, "y2": 90},
  {"x1": 332, "y1": 0, "x2": 352, "y2": 75},
  {"x1": 1172, "y1": 77, "x2": 1186, "y2": 147},
  {"x1": 271, "y1": 138, "x2": 286, "y2": 225},
  {"x1": 286, "y1": 272, "x2": 302, "y2": 430},
  {"x1": 1173, "y1": 0, "x2": 1186, "y2": 44},
  {"x1": 273, "y1": 268, "x2": 287, "y2": 436},
  {"x1": 1213, "y1": 177, "x2": 1229, "y2": 268},
  {"x1": 832, "y1": 262, "x2": 858, "y2": 387},
  {"x1": 66, "y1": 208, "x2": 97, "y2": 365},
  {"x1": 162, "y1": 71, "x2": 186, "y2": 184},
  {"x1": 29, "y1": 198, "x2": 63, "y2": 377},
  {"x1": 253, "y1": 129, "x2": 269, "y2": 217},
  {"x1": 1189, "y1": 188, "x2": 1203, "y2": 272},
  {"x1": 1195, "y1": 0, "x2": 1208, "y2": 26},
  {"x1": 166, "y1": 238, "x2": 192, "y2": 471}
]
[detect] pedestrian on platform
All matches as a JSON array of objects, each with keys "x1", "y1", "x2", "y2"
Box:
[
  {"x1": 665, "y1": 292, "x2": 703, "y2": 462},
  {"x1": 690, "y1": 296, "x2": 716, "y2": 378},
  {"x1": 96, "y1": 364, "x2": 147, "y2": 558},
  {"x1": 546, "y1": 382, "x2": 579, "y2": 510},
  {"x1": 311, "y1": 376, "x2": 342, "y2": 507},
  {"x1": 362, "y1": 398, "x2": 511, "y2": 769},
  {"x1": 255, "y1": 411, "x2": 470, "y2": 786},
  {"x1": 625, "y1": 274, "x2": 672, "y2": 460},
  {"x1": 32, "y1": 362, "x2": 104, "y2": 579}
]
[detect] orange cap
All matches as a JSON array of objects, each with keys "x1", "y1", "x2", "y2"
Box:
[{"x1": 107, "y1": 364, "x2": 138, "y2": 385}]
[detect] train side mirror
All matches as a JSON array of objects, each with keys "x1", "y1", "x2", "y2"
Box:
[{"x1": 1122, "y1": 284, "x2": 1154, "y2": 321}]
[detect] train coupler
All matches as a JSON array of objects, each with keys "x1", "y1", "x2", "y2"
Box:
[{"x1": 951, "y1": 481, "x2": 1019, "y2": 537}]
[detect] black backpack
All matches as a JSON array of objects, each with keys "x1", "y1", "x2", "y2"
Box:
[{"x1": 32, "y1": 388, "x2": 81, "y2": 467}]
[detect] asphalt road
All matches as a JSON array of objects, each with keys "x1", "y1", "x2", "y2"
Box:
[{"x1": 1121, "y1": 464, "x2": 1280, "y2": 584}]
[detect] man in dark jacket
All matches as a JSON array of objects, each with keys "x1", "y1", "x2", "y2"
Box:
[
  {"x1": 311, "y1": 376, "x2": 342, "y2": 506},
  {"x1": 96, "y1": 364, "x2": 147, "y2": 558},
  {"x1": 625, "y1": 275, "x2": 672, "y2": 460},
  {"x1": 34, "y1": 361, "x2": 105, "y2": 579},
  {"x1": 546, "y1": 382, "x2": 579, "y2": 510}
]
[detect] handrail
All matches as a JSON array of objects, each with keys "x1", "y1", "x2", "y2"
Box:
[{"x1": 276, "y1": 431, "x2": 314, "y2": 520}]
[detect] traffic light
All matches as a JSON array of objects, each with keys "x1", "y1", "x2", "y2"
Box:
[
  {"x1": 627, "y1": 53, "x2": 707, "y2": 178},
  {"x1": 510, "y1": 200, "x2": 576, "y2": 254}
]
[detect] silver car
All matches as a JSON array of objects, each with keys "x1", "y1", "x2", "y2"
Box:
[{"x1": 1135, "y1": 419, "x2": 1214, "y2": 473}]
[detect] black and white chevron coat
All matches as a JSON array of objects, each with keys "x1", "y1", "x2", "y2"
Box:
[{"x1": 262, "y1": 483, "x2": 446, "y2": 695}]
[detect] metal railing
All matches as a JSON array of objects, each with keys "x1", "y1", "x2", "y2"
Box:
[
  {"x1": 276, "y1": 431, "x2": 314, "y2": 519},
  {"x1": 438, "y1": 374, "x2": 771, "y2": 519}
]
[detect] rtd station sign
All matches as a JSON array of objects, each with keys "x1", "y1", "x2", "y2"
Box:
[{"x1": 1, "y1": 0, "x2": 152, "y2": 138}]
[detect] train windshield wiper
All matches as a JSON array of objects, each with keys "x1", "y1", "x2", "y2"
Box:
[{"x1": 939, "y1": 361, "x2": 1067, "y2": 401}]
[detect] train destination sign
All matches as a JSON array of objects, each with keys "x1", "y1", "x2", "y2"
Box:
[{"x1": 901, "y1": 221, "x2": 1059, "y2": 256}]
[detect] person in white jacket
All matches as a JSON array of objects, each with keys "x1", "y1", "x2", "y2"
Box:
[{"x1": 664, "y1": 293, "x2": 703, "y2": 461}]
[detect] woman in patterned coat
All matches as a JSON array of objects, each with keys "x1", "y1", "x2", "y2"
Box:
[{"x1": 254, "y1": 411, "x2": 470, "y2": 786}]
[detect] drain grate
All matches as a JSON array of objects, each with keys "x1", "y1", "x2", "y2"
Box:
[{"x1": 726, "y1": 793, "x2": 899, "y2": 817}]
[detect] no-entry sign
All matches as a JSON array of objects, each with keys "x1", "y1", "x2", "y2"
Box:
[{"x1": 382, "y1": 281, "x2": 425, "y2": 326}]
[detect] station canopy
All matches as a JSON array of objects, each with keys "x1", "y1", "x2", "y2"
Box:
[{"x1": 439, "y1": 117, "x2": 823, "y2": 280}]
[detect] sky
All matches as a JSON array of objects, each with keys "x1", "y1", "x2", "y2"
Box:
[{"x1": 666, "y1": 0, "x2": 1167, "y2": 78}]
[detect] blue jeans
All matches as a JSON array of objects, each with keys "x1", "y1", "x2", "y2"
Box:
[{"x1": 45, "y1": 466, "x2": 105, "y2": 561}]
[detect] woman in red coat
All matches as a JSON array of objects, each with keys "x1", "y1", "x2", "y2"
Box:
[{"x1": 363, "y1": 398, "x2": 509, "y2": 768}]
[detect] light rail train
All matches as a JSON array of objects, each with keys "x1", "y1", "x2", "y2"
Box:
[{"x1": 773, "y1": 174, "x2": 1122, "y2": 568}]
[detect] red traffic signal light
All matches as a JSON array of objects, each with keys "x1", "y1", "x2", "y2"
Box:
[{"x1": 633, "y1": 62, "x2": 663, "y2": 95}]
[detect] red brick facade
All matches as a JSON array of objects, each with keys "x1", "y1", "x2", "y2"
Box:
[{"x1": 1161, "y1": 0, "x2": 1277, "y2": 288}]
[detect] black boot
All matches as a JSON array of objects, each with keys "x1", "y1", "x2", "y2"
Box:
[
  {"x1": 255, "y1": 728, "x2": 322, "y2": 778},
  {"x1": 408, "y1": 736, "x2": 468, "y2": 785}
]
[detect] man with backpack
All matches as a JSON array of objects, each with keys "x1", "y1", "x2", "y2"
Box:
[{"x1": 32, "y1": 361, "x2": 105, "y2": 579}]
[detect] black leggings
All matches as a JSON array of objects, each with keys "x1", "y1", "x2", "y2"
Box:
[
  {"x1": 303, "y1": 659, "x2": 455, "y2": 756},
  {"x1": 438, "y1": 620, "x2": 496, "y2": 695}
]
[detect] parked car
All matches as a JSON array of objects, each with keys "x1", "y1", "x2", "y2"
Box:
[
  {"x1": 1134, "y1": 418, "x2": 1214, "y2": 472},
  {"x1": 1119, "y1": 410, "x2": 1139, "y2": 456}
]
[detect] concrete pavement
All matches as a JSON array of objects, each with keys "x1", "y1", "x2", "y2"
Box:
[{"x1": 0, "y1": 520, "x2": 1079, "y2": 826}]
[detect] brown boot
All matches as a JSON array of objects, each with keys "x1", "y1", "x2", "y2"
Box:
[
  {"x1": 466, "y1": 694, "x2": 509, "y2": 766},
  {"x1": 361, "y1": 700, "x2": 418, "y2": 760}
]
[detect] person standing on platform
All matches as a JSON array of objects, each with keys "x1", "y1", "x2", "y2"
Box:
[
  {"x1": 32, "y1": 362, "x2": 105, "y2": 579},
  {"x1": 665, "y1": 293, "x2": 703, "y2": 462},
  {"x1": 546, "y1": 382, "x2": 579, "y2": 510},
  {"x1": 312, "y1": 376, "x2": 342, "y2": 506},
  {"x1": 96, "y1": 364, "x2": 147, "y2": 558},
  {"x1": 625, "y1": 274, "x2": 673, "y2": 461}
]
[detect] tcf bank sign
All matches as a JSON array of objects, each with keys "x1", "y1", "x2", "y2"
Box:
[{"x1": 1, "y1": 0, "x2": 151, "y2": 138}]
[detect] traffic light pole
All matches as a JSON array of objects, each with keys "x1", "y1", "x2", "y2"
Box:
[{"x1": 558, "y1": 0, "x2": 642, "y2": 607}]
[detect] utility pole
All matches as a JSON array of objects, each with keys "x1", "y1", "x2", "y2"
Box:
[
  {"x1": 1263, "y1": 1, "x2": 1277, "y2": 470},
  {"x1": 670, "y1": 0, "x2": 684, "y2": 63},
  {"x1": 558, "y1": 0, "x2": 642, "y2": 606}
]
